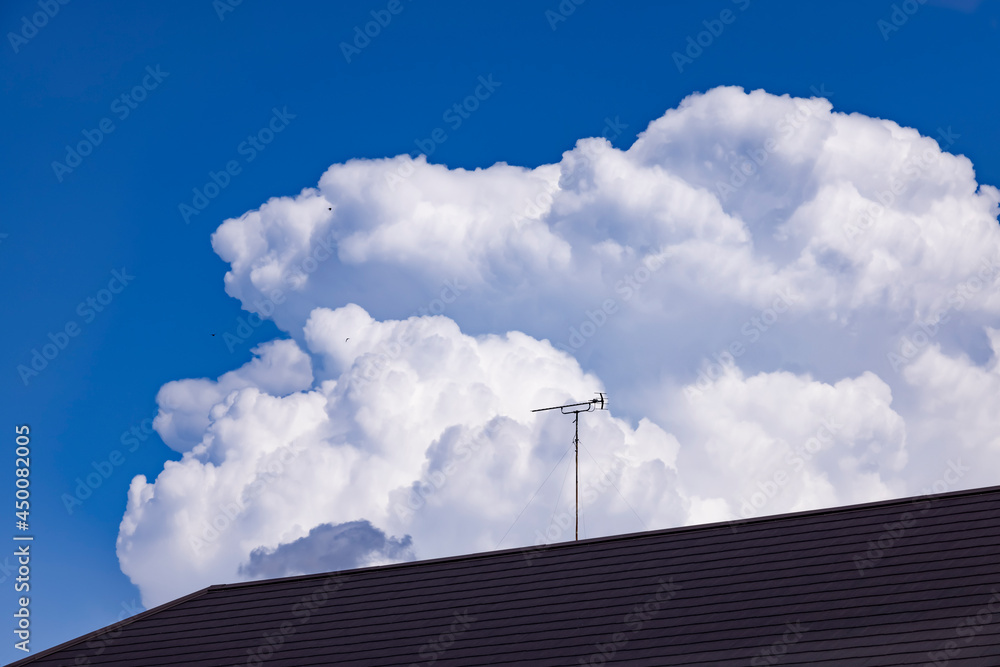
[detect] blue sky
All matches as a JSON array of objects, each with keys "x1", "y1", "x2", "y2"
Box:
[{"x1": 2, "y1": 0, "x2": 999, "y2": 660}]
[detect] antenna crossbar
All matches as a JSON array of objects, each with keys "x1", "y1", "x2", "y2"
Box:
[{"x1": 531, "y1": 392, "x2": 606, "y2": 414}]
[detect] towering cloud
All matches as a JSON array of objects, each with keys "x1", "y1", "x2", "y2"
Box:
[{"x1": 119, "y1": 86, "x2": 1000, "y2": 608}]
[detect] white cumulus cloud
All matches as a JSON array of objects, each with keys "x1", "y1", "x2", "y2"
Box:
[
  {"x1": 119, "y1": 305, "x2": 678, "y2": 607},
  {"x1": 120, "y1": 86, "x2": 1000, "y2": 607}
]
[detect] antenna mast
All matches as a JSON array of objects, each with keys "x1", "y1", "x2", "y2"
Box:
[{"x1": 531, "y1": 393, "x2": 608, "y2": 540}]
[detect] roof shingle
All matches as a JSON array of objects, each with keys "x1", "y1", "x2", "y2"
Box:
[{"x1": 12, "y1": 484, "x2": 1000, "y2": 666}]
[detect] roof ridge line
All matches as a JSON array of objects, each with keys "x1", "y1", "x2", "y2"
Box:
[{"x1": 200, "y1": 482, "x2": 1000, "y2": 592}]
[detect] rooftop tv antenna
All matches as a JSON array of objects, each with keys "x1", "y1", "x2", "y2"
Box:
[{"x1": 532, "y1": 393, "x2": 608, "y2": 541}]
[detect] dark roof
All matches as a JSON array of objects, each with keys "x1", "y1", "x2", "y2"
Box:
[{"x1": 12, "y1": 484, "x2": 1000, "y2": 666}]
